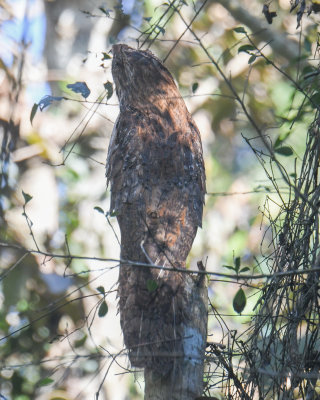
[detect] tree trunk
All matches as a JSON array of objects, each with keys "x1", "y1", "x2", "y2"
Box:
[{"x1": 144, "y1": 273, "x2": 208, "y2": 400}]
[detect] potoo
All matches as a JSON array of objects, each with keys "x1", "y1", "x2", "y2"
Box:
[{"x1": 106, "y1": 44, "x2": 206, "y2": 374}]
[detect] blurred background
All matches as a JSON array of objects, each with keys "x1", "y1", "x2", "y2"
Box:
[{"x1": 0, "y1": 0, "x2": 318, "y2": 398}]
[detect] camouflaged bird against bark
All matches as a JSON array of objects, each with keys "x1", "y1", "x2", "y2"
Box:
[{"x1": 106, "y1": 44, "x2": 206, "y2": 374}]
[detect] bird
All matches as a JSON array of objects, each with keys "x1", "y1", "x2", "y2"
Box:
[{"x1": 106, "y1": 43, "x2": 205, "y2": 374}]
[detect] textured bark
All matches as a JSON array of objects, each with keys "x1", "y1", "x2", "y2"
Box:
[
  {"x1": 106, "y1": 44, "x2": 207, "y2": 397},
  {"x1": 144, "y1": 274, "x2": 208, "y2": 400}
]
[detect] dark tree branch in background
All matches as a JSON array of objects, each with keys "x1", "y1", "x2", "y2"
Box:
[{"x1": 216, "y1": 0, "x2": 303, "y2": 63}]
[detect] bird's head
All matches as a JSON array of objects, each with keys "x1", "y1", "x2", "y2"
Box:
[{"x1": 111, "y1": 44, "x2": 180, "y2": 109}]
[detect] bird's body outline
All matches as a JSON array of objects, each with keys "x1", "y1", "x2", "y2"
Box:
[{"x1": 106, "y1": 44, "x2": 205, "y2": 373}]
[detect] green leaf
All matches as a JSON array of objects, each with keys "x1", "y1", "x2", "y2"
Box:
[
  {"x1": 223, "y1": 265, "x2": 235, "y2": 271},
  {"x1": 109, "y1": 210, "x2": 118, "y2": 217},
  {"x1": 156, "y1": 25, "x2": 165, "y2": 35},
  {"x1": 274, "y1": 146, "x2": 293, "y2": 156},
  {"x1": 147, "y1": 279, "x2": 158, "y2": 292},
  {"x1": 304, "y1": 37, "x2": 311, "y2": 53},
  {"x1": 17, "y1": 298, "x2": 29, "y2": 312},
  {"x1": 234, "y1": 27, "x2": 246, "y2": 34},
  {"x1": 302, "y1": 65, "x2": 315, "y2": 75},
  {"x1": 192, "y1": 82, "x2": 199, "y2": 93},
  {"x1": 13, "y1": 395, "x2": 29, "y2": 400},
  {"x1": 144, "y1": 17, "x2": 152, "y2": 22},
  {"x1": 99, "y1": 6, "x2": 112, "y2": 16},
  {"x1": 310, "y1": 92, "x2": 320, "y2": 106},
  {"x1": 235, "y1": 256, "x2": 241, "y2": 271},
  {"x1": 101, "y1": 52, "x2": 111, "y2": 61},
  {"x1": 38, "y1": 95, "x2": 64, "y2": 111},
  {"x1": 97, "y1": 286, "x2": 105, "y2": 295},
  {"x1": 248, "y1": 54, "x2": 256, "y2": 64},
  {"x1": 98, "y1": 300, "x2": 108, "y2": 317},
  {"x1": 94, "y1": 206, "x2": 105, "y2": 214},
  {"x1": 240, "y1": 267, "x2": 250, "y2": 273},
  {"x1": 104, "y1": 81, "x2": 113, "y2": 100},
  {"x1": 233, "y1": 288, "x2": 246, "y2": 314},
  {"x1": 274, "y1": 131, "x2": 291, "y2": 148},
  {"x1": 37, "y1": 377, "x2": 54, "y2": 387},
  {"x1": 22, "y1": 190, "x2": 33, "y2": 204},
  {"x1": 274, "y1": 136, "x2": 283, "y2": 149},
  {"x1": 30, "y1": 103, "x2": 38, "y2": 125},
  {"x1": 238, "y1": 45, "x2": 255, "y2": 53},
  {"x1": 74, "y1": 333, "x2": 87, "y2": 348},
  {"x1": 67, "y1": 82, "x2": 90, "y2": 99}
]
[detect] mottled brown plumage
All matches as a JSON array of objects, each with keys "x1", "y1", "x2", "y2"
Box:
[{"x1": 106, "y1": 44, "x2": 205, "y2": 374}]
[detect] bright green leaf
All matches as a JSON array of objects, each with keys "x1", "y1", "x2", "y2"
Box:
[
  {"x1": 17, "y1": 298, "x2": 29, "y2": 312},
  {"x1": 274, "y1": 135, "x2": 284, "y2": 149},
  {"x1": 147, "y1": 279, "x2": 158, "y2": 292},
  {"x1": 274, "y1": 137, "x2": 281, "y2": 148},
  {"x1": 98, "y1": 300, "x2": 108, "y2": 317},
  {"x1": 15, "y1": 395, "x2": 30, "y2": 400},
  {"x1": 274, "y1": 131, "x2": 291, "y2": 149},
  {"x1": 30, "y1": 103, "x2": 38, "y2": 125},
  {"x1": 274, "y1": 146, "x2": 293, "y2": 156},
  {"x1": 233, "y1": 288, "x2": 246, "y2": 314},
  {"x1": 37, "y1": 377, "x2": 54, "y2": 387},
  {"x1": 22, "y1": 190, "x2": 33, "y2": 204}
]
